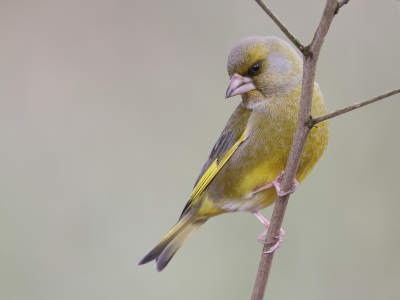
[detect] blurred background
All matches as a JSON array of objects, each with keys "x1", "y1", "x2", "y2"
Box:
[{"x1": 1, "y1": 0, "x2": 400, "y2": 299}]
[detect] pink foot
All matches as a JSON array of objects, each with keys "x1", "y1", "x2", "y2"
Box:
[
  {"x1": 252, "y1": 212, "x2": 285, "y2": 253},
  {"x1": 250, "y1": 171, "x2": 299, "y2": 198}
]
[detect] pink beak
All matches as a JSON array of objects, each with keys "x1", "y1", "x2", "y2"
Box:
[{"x1": 225, "y1": 73, "x2": 256, "y2": 98}]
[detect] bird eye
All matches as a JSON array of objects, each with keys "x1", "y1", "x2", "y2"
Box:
[{"x1": 248, "y1": 63, "x2": 261, "y2": 76}]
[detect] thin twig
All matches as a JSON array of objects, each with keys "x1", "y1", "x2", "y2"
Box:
[
  {"x1": 251, "y1": 1, "x2": 340, "y2": 299},
  {"x1": 307, "y1": 88, "x2": 400, "y2": 127},
  {"x1": 254, "y1": 0, "x2": 305, "y2": 53}
]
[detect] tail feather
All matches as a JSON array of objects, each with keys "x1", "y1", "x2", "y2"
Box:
[{"x1": 138, "y1": 215, "x2": 206, "y2": 272}]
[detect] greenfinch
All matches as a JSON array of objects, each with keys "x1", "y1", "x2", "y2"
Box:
[{"x1": 138, "y1": 36, "x2": 329, "y2": 272}]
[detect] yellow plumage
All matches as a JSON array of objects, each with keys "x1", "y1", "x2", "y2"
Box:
[{"x1": 138, "y1": 36, "x2": 329, "y2": 272}]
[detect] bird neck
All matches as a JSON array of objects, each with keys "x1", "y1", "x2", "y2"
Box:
[{"x1": 241, "y1": 83, "x2": 302, "y2": 115}]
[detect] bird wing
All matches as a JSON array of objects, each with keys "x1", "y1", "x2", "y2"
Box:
[{"x1": 180, "y1": 104, "x2": 252, "y2": 218}]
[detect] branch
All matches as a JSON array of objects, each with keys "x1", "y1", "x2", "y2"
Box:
[
  {"x1": 254, "y1": 0, "x2": 305, "y2": 53},
  {"x1": 307, "y1": 88, "x2": 400, "y2": 127},
  {"x1": 251, "y1": 1, "x2": 340, "y2": 299}
]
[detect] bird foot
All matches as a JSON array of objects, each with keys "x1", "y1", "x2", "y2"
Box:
[
  {"x1": 252, "y1": 212, "x2": 285, "y2": 253},
  {"x1": 250, "y1": 171, "x2": 299, "y2": 197}
]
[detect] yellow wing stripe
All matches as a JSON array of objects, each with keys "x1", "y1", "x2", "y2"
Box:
[{"x1": 189, "y1": 129, "x2": 247, "y2": 201}]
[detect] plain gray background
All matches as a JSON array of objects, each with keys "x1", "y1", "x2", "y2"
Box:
[{"x1": 1, "y1": 0, "x2": 400, "y2": 299}]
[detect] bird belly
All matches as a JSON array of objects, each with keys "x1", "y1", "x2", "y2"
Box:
[
  {"x1": 201, "y1": 150, "x2": 285, "y2": 215},
  {"x1": 197, "y1": 187, "x2": 277, "y2": 216}
]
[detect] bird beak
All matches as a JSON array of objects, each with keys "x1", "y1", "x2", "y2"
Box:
[{"x1": 225, "y1": 73, "x2": 256, "y2": 98}]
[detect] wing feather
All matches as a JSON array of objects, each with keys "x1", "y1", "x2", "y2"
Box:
[{"x1": 180, "y1": 104, "x2": 252, "y2": 218}]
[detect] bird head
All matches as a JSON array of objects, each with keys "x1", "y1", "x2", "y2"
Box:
[{"x1": 225, "y1": 36, "x2": 303, "y2": 105}]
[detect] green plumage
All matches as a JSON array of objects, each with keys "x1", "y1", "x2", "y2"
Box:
[{"x1": 139, "y1": 36, "x2": 329, "y2": 271}]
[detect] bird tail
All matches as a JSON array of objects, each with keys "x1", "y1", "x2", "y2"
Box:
[{"x1": 138, "y1": 214, "x2": 206, "y2": 272}]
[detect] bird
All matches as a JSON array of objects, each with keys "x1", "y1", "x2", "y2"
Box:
[{"x1": 138, "y1": 36, "x2": 329, "y2": 272}]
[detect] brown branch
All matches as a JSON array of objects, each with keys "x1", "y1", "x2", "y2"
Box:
[
  {"x1": 251, "y1": 1, "x2": 341, "y2": 299},
  {"x1": 307, "y1": 88, "x2": 400, "y2": 127},
  {"x1": 254, "y1": 0, "x2": 305, "y2": 53}
]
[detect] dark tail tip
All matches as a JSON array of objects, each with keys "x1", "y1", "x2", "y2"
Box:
[{"x1": 138, "y1": 249, "x2": 162, "y2": 266}]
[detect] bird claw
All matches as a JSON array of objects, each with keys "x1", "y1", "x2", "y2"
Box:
[
  {"x1": 252, "y1": 212, "x2": 285, "y2": 253},
  {"x1": 276, "y1": 179, "x2": 299, "y2": 197},
  {"x1": 250, "y1": 171, "x2": 299, "y2": 198},
  {"x1": 272, "y1": 171, "x2": 299, "y2": 196},
  {"x1": 257, "y1": 228, "x2": 285, "y2": 244},
  {"x1": 258, "y1": 229, "x2": 284, "y2": 253},
  {"x1": 262, "y1": 236, "x2": 283, "y2": 253},
  {"x1": 257, "y1": 231, "x2": 284, "y2": 253}
]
